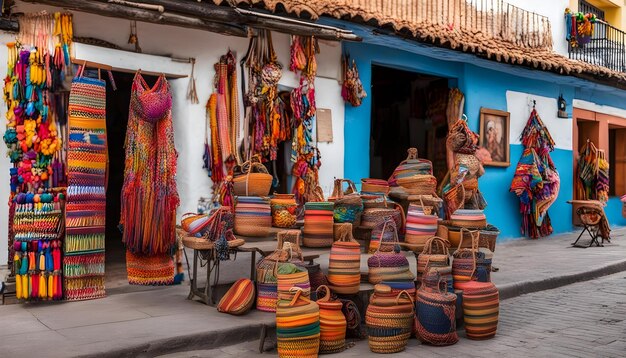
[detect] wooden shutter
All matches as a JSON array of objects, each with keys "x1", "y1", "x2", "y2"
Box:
[{"x1": 614, "y1": 129, "x2": 626, "y2": 196}]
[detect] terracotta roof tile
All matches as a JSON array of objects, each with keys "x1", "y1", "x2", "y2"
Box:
[{"x1": 213, "y1": 0, "x2": 626, "y2": 88}]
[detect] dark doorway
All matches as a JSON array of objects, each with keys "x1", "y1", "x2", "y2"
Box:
[
  {"x1": 370, "y1": 65, "x2": 450, "y2": 182},
  {"x1": 104, "y1": 71, "x2": 158, "y2": 287}
]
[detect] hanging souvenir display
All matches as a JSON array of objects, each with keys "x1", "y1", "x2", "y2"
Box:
[
  {"x1": 565, "y1": 9, "x2": 597, "y2": 48},
  {"x1": 4, "y1": 12, "x2": 72, "y2": 294},
  {"x1": 121, "y1": 72, "x2": 179, "y2": 284},
  {"x1": 510, "y1": 106, "x2": 560, "y2": 239},
  {"x1": 341, "y1": 53, "x2": 367, "y2": 107},
  {"x1": 64, "y1": 65, "x2": 108, "y2": 300},
  {"x1": 576, "y1": 140, "x2": 609, "y2": 203},
  {"x1": 206, "y1": 50, "x2": 241, "y2": 205}
]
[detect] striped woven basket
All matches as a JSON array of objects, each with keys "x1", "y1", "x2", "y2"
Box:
[
  {"x1": 452, "y1": 228, "x2": 480, "y2": 289},
  {"x1": 417, "y1": 236, "x2": 451, "y2": 275},
  {"x1": 405, "y1": 199, "x2": 439, "y2": 247},
  {"x1": 277, "y1": 262, "x2": 311, "y2": 302},
  {"x1": 276, "y1": 287, "x2": 320, "y2": 358},
  {"x1": 366, "y1": 284, "x2": 414, "y2": 353},
  {"x1": 328, "y1": 224, "x2": 361, "y2": 295},
  {"x1": 388, "y1": 148, "x2": 433, "y2": 187},
  {"x1": 329, "y1": 179, "x2": 363, "y2": 225},
  {"x1": 234, "y1": 196, "x2": 271, "y2": 237},
  {"x1": 303, "y1": 202, "x2": 334, "y2": 248},
  {"x1": 416, "y1": 271, "x2": 459, "y2": 346},
  {"x1": 361, "y1": 178, "x2": 390, "y2": 195},
  {"x1": 232, "y1": 159, "x2": 273, "y2": 196},
  {"x1": 449, "y1": 209, "x2": 487, "y2": 229},
  {"x1": 217, "y1": 278, "x2": 255, "y2": 315},
  {"x1": 397, "y1": 174, "x2": 437, "y2": 195},
  {"x1": 368, "y1": 219, "x2": 414, "y2": 284},
  {"x1": 456, "y1": 280, "x2": 499, "y2": 340},
  {"x1": 256, "y1": 249, "x2": 294, "y2": 312},
  {"x1": 316, "y1": 285, "x2": 347, "y2": 354}
]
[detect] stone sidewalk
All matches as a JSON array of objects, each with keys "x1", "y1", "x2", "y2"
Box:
[{"x1": 1, "y1": 228, "x2": 625, "y2": 357}]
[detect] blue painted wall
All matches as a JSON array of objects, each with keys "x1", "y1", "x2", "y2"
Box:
[{"x1": 343, "y1": 41, "x2": 626, "y2": 240}]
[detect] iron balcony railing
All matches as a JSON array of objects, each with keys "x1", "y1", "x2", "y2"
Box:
[{"x1": 568, "y1": 20, "x2": 626, "y2": 73}]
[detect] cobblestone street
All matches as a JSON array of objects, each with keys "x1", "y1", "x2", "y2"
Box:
[{"x1": 161, "y1": 273, "x2": 626, "y2": 358}]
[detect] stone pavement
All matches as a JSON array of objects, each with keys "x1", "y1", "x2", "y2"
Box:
[
  {"x1": 1, "y1": 227, "x2": 625, "y2": 357},
  {"x1": 160, "y1": 272, "x2": 626, "y2": 358}
]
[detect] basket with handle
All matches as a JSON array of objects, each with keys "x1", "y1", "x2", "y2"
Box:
[
  {"x1": 232, "y1": 156, "x2": 273, "y2": 196},
  {"x1": 328, "y1": 223, "x2": 361, "y2": 294},
  {"x1": 417, "y1": 236, "x2": 451, "y2": 275},
  {"x1": 366, "y1": 285, "x2": 415, "y2": 353},
  {"x1": 451, "y1": 228, "x2": 479, "y2": 290},
  {"x1": 329, "y1": 178, "x2": 363, "y2": 225},
  {"x1": 367, "y1": 219, "x2": 414, "y2": 284},
  {"x1": 415, "y1": 270, "x2": 459, "y2": 346},
  {"x1": 276, "y1": 287, "x2": 321, "y2": 357},
  {"x1": 316, "y1": 285, "x2": 347, "y2": 354},
  {"x1": 389, "y1": 148, "x2": 434, "y2": 187},
  {"x1": 405, "y1": 196, "x2": 439, "y2": 247}
]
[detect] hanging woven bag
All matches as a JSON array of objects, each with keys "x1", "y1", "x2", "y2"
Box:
[
  {"x1": 276, "y1": 287, "x2": 321, "y2": 358},
  {"x1": 366, "y1": 284, "x2": 414, "y2": 353},
  {"x1": 456, "y1": 280, "x2": 499, "y2": 340},
  {"x1": 388, "y1": 148, "x2": 434, "y2": 187},
  {"x1": 270, "y1": 193, "x2": 297, "y2": 228},
  {"x1": 405, "y1": 197, "x2": 439, "y2": 247},
  {"x1": 329, "y1": 179, "x2": 363, "y2": 225},
  {"x1": 316, "y1": 285, "x2": 347, "y2": 354},
  {"x1": 217, "y1": 278, "x2": 255, "y2": 315},
  {"x1": 415, "y1": 270, "x2": 459, "y2": 346},
  {"x1": 232, "y1": 157, "x2": 273, "y2": 196},
  {"x1": 328, "y1": 223, "x2": 361, "y2": 295},
  {"x1": 302, "y1": 201, "x2": 334, "y2": 248},
  {"x1": 417, "y1": 236, "x2": 451, "y2": 276},
  {"x1": 367, "y1": 219, "x2": 414, "y2": 284},
  {"x1": 234, "y1": 196, "x2": 271, "y2": 237}
]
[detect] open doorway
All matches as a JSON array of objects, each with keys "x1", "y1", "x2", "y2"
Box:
[
  {"x1": 370, "y1": 65, "x2": 450, "y2": 182},
  {"x1": 104, "y1": 71, "x2": 158, "y2": 289}
]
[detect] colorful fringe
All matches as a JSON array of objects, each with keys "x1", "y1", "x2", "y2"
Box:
[
  {"x1": 121, "y1": 73, "x2": 179, "y2": 257},
  {"x1": 64, "y1": 71, "x2": 107, "y2": 300},
  {"x1": 126, "y1": 251, "x2": 174, "y2": 285}
]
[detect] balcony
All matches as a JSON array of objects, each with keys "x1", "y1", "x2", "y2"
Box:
[{"x1": 568, "y1": 20, "x2": 626, "y2": 73}]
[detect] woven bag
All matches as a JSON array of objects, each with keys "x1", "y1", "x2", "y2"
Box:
[
  {"x1": 456, "y1": 280, "x2": 499, "y2": 340},
  {"x1": 303, "y1": 202, "x2": 334, "y2": 248},
  {"x1": 405, "y1": 198, "x2": 439, "y2": 247},
  {"x1": 277, "y1": 262, "x2": 311, "y2": 302},
  {"x1": 270, "y1": 193, "x2": 297, "y2": 228},
  {"x1": 232, "y1": 157, "x2": 273, "y2": 196},
  {"x1": 329, "y1": 179, "x2": 363, "y2": 225},
  {"x1": 361, "y1": 178, "x2": 390, "y2": 194},
  {"x1": 367, "y1": 220, "x2": 414, "y2": 284},
  {"x1": 452, "y1": 229, "x2": 479, "y2": 290},
  {"x1": 360, "y1": 193, "x2": 388, "y2": 208},
  {"x1": 316, "y1": 285, "x2": 347, "y2": 354},
  {"x1": 276, "y1": 287, "x2": 321, "y2": 358},
  {"x1": 217, "y1": 278, "x2": 255, "y2": 315},
  {"x1": 417, "y1": 236, "x2": 451, "y2": 275},
  {"x1": 328, "y1": 224, "x2": 361, "y2": 295},
  {"x1": 256, "y1": 249, "x2": 292, "y2": 312},
  {"x1": 366, "y1": 205, "x2": 405, "y2": 253},
  {"x1": 416, "y1": 271, "x2": 459, "y2": 346},
  {"x1": 366, "y1": 284, "x2": 414, "y2": 354},
  {"x1": 388, "y1": 148, "x2": 434, "y2": 187},
  {"x1": 234, "y1": 196, "x2": 271, "y2": 237},
  {"x1": 397, "y1": 174, "x2": 437, "y2": 196},
  {"x1": 450, "y1": 209, "x2": 487, "y2": 229}
]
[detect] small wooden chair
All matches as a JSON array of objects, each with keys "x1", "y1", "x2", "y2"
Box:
[{"x1": 572, "y1": 206, "x2": 607, "y2": 248}]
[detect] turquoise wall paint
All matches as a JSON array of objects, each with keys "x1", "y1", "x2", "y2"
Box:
[{"x1": 343, "y1": 41, "x2": 590, "y2": 240}]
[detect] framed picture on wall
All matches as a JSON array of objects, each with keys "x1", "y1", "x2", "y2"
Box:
[{"x1": 478, "y1": 108, "x2": 510, "y2": 167}]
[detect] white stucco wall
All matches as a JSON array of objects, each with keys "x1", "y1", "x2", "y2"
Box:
[{"x1": 0, "y1": 2, "x2": 345, "y2": 265}]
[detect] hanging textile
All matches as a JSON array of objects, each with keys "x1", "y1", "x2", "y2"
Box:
[
  {"x1": 121, "y1": 72, "x2": 179, "y2": 284},
  {"x1": 510, "y1": 108, "x2": 560, "y2": 239},
  {"x1": 64, "y1": 65, "x2": 107, "y2": 300},
  {"x1": 576, "y1": 140, "x2": 609, "y2": 203},
  {"x1": 341, "y1": 53, "x2": 366, "y2": 107}
]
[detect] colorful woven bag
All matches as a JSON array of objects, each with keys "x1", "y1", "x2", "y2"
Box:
[
  {"x1": 388, "y1": 148, "x2": 433, "y2": 187},
  {"x1": 271, "y1": 193, "x2": 297, "y2": 228},
  {"x1": 180, "y1": 213, "x2": 211, "y2": 235},
  {"x1": 328, "y1": 224, "x2": 361, "y2": 295},
  {"x1": 234, "y1": 196, "x2": 271, "y2": 237},
  {"x1": 276, "y1": 287, "x2": 321, "y2": 358},
  {"x1": 256, "y1": 249, "x2": 293, "y2": 312},
  {"x1": 367, "y1": 219, "x2": 414, "y2": 284},
  {"x1": 303, "y1": 201, "x2": 334, "y2": 248},
  {"x1": 277, "y1": 262, "x2": 311, "y2": 302},
  {"x1": 405, "y1": 199, "x2": 439, "y2": 247},
  {"x1": 360, "y1": 193, "x2": 388, "y2": 209},
  {"x1": 316, "y1": 285, "x2": 347, "y2": 354},
  {"x1": 457, "y1": 280, "x2": 499, "y2": 340},
  {"x1": 366, "y1": 284, "x2": 414, "y2": 353},
  {"x1": 361, "y1": 178, "x2": 390, "y2": 195},
  {"x1": 217, "y1": 278, "x2": 255, "y2": 315},
  {"x1": 416, "y1": 271, "x2": 459, "y2": 346},
  {"x1": 232, "y1": 158, "x2": 273, "y2": 196},
  {"x1": 450, "y1": 209, "x2": 487, "y2": 229},
  {"x1": 452, "y1": 229, "x2": 479, "y2": 289},
  {"x1": 329, "y1": 179, "x2": 363, "y2": 225},
  {"x1": 417, "y1": 236, "x2": 451, "y2": 275}
]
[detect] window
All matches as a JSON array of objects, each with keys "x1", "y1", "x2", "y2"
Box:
[
  {"x1": 609, "y1": 128, "x2": 626, "y2": 196},
  {"x1": 579, "y1": 0, "x2": 605, "y2": 21}
]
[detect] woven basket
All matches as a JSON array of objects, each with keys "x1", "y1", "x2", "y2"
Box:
[
  {"x1": 405, "y1": 198, "x2": 438, "y2": 247},
  {"x1": 362, "y1": 203, "x2": 404, "y2": 231},
  {"x1": 316, "y1": 285, "x2": 347, "y2": 354},
  {"x1": 397, "y1": 174, "x2": 437, "y2": 195},
  {"x1": 451, "y1": 229, "x2": 480, "y2": 289},
  {"x1": 366, "y1": 285, "x2": 414, "y2": 353},
  {"x1": 303, "y1": 202, "x2": 334, "y2": 248},
  {"x1": 233, "y1": 159, "x2": 273, "y2": 196},
  {"x1": 416, "y1": 271, "x2": 459, "y2": 346},
  {"x1": 234, "y1": 196, "x2": 271, "y2": 237},
  {"x1": 256, "y1": 249, "x2": 297, "y2": 312},
  {"x1": 361, "y1": 193, "x2": 388, "y2": 208},
  {"x1": 450, "y1": 209, "x2": 487, "y2": 229},
  {"x1": 361, "y1": 178, "x2": 390, "y2": 194},
  {"x1": 277, "y1": 262, "x2": 311, "y2": 302},
  {"x1": 276, "y1": 288, "x2": 320, "y2": 357},
  {"x1": 478, "y1": 225, "x2": 499, "y2": 252},
  {"x1": 389, "y1": 148, "x2": 434, "y2": 187},
  {"x1": 328, "y1": 224, "x2": 361, "y2": 295},
  {"x1": 456, "y1": 280, "x2": 499, "y2": 340},
  {"x1": 217, "y1": 278, "x2": 255, "y2": 315},
  {"x1": 417, "y1": 236, "x2": 451, "y2": 275},
  {"x1": 270, "y1": 193, "x2": 297, "y2": 228},
  {"x1": 330, "y1": 179, "x2": 363, "y2": 225},
  {"x1": 368, "y1": 219, "x2": 414, "y2": 284}
]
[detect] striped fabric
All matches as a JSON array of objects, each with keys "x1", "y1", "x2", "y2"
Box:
[
  {"x1": 217, "y1": 278, "x2": 255, "y2": 315},
  {"x1": 405, "y1": 204, "x2": 438, "y2": 246},
  {"x1": 303, "y1": 202, "x2": 334, "y2": 248},
  {"x1": 457, "y1": 281, "x2": 499, "y2": 340},
  {"x1": 327, "y1": 240, "x2": 361, "y2": 295},
  {"x1": 234, "y1": 196, "x2": 271, "y2": 237}
]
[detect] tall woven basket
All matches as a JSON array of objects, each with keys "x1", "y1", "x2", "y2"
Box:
[
  {"x1": 328, "y1": 224, "x2": 361, "y2": 295},
  {"x1": 303, "y1": 202, "x2": 334, "y2": 248},
  {"x1": 405, "y1": 198, "x2": 439, "y2": 247},
  {"x1": 276, "y1": 287, "x2": 320, "y2": 358},
  {"x1": 416, "y1": 271, "x2": 459, "y2": 346},
  {"x1": 366, "y1": 284, "x2": 414, "y2": 353},
  {"x1": 457, "y1": 280, "x2": 499, "y2": 340},
  {"x1": 234, "y1": 196, "x2": 271, "y2": 237},
  {"x1": 316, "y1": 285, "x2": 347, "y2": 354}
]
